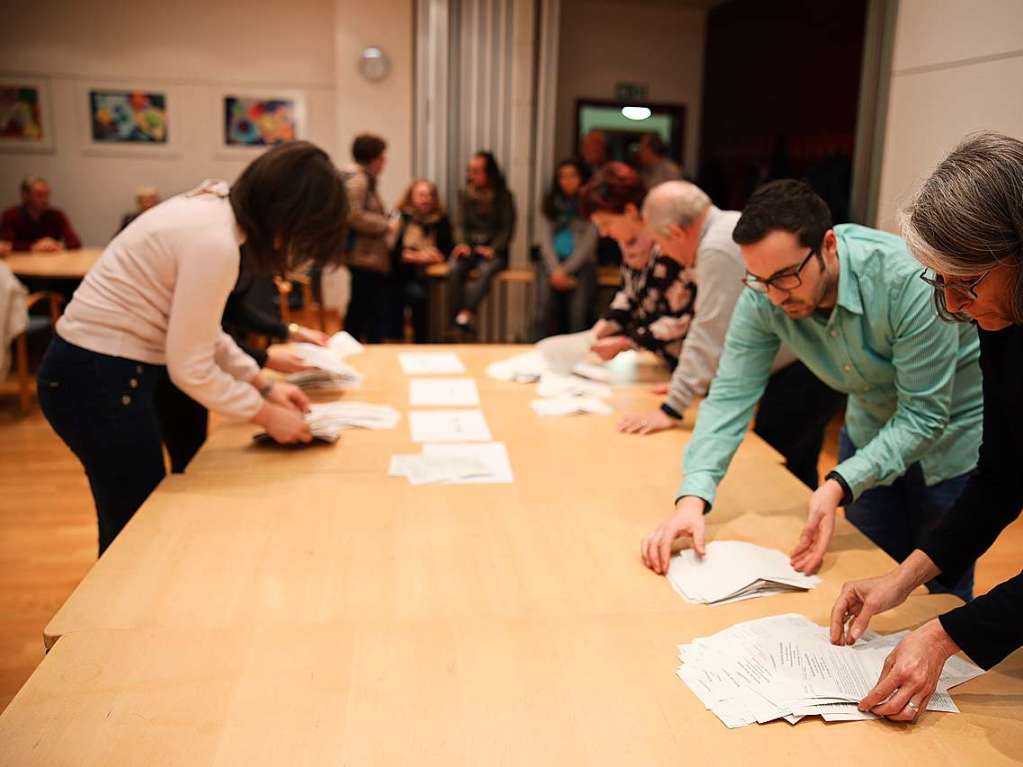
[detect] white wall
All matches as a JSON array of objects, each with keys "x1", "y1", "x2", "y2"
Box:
[
  {"x1": 0, "y1": 0, "x2": 339, "y2": 246},
  {"x1": 334, "y1": 0, "x2": 413, "y2": 207},
  {"x1": 554, "y1": 0, "x2": 706, "y2": 173},
  {"x1": 875, "y1": 0, "x2": 1023, "y2": 232}
]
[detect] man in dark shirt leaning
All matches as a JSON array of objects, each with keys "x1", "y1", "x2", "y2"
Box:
[{"x1": 1, "y1": 175, "x2": 82, "y2": 252}]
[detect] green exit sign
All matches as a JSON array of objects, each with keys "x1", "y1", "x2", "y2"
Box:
[{"x1": 615, "y1": 82, "x2": 648, "y2": 101}]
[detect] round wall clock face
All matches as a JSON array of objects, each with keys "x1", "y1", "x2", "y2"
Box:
[{"x1": 359, "y1": 47, "x2": 391, "y2": 82}]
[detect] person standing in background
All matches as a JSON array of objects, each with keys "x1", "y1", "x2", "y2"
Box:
[
  {"x1": 342, "y1": 133, "x2": 399, "y2": 343},
  {"x1": 447, "y1": 151, "x2": 516, "y2": 337},
  {"x1": 636, "y1": 133, "x2": 682, "y2": 190},
  {"x1": 1, "y1": 176, "x2": 81, "y2": 252},
  {"x1": 533, "y1": 159, "x2": 597, "y2": 339},
  {"x1": 390, "y1": 179, "x2": 453, "y2": 342}
]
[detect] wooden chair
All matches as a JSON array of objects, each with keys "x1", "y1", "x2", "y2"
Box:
[
  {"x1": 15, "y1": 292, "x2": 63, "y2": 412},
  {"x1": 273, "y1": 272, "x2": 327, "y2": 331}
]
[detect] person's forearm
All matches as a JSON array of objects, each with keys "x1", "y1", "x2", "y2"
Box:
[{"x1": 895, "y1": 549, "x2": 942, "y2": 593}]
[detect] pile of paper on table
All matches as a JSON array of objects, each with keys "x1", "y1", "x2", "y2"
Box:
[
  {"x1": 531, "y1": 396, "x2": 612, "y2": 416},
  {"x1": 288, "y1": 332, "x2": 365, "y2": 391},
  {"x1": 675, "y1": 613, "x2": 984, "y2": 728},
  {"x1": 667, "y1": 540, "x2": 821, "y2": 605},
  {"x1": 390, "y1": 442, "x2": 514, "y2": 485}
]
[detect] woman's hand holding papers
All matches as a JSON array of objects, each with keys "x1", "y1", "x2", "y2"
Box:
[
  {"x1": 641, "y1": 496, "x2": 706, "y2": 574},
  {"x1": 858, "y1": 619, "x2": 962, "y2": 722},
  {"x1": 790, "y1": 479, "x2": 844, "y2": 574}
]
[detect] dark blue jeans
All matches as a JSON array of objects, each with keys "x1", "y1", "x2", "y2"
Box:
[
  {"x1": 38, "y1": 336, "x2": 167, "y2": 556},
  {"x1": 839, "y1": 428, "x2": 974, "y2": 602}
]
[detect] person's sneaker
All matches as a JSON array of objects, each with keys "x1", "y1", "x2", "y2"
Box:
[{"x1": 453, "y1": 317, "x2": 477, "y2": 340}]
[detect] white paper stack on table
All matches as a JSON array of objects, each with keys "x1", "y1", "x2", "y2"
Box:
[
  {"x1": 530, "y1": 396, "x2": 612, "y2": 416},
  {"x1": 675, "y1": 613, "x2": 984, "y2": 728},
  {"x1": 486, "y1": 333, "x2": 611, "y2": 384},
  {"x1": 408, "y1": 409, "x2": 492, "y2": 443},
  {"x1": 389, "y1": 442, "x2": 514, "y2": 485},
  {"x1": 256, "y1": 402, "x2": 400, "y2": 444},
  {"x1": 666, "y1": 541, "x2": 821, "y2": 605},
  {"x1": 288, "y1": 332, "x2": 365, "y2": 391},
  {"x1": 409, "y1": 378, "x2": 480, "y2": 406},
  {"x1": 399, "y1": 351, "x2": 466, "y2": 375}
]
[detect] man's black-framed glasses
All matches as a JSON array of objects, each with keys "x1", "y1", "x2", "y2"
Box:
[{"x1": 742, "y1": 245, "x2": 820, "y2": 294}]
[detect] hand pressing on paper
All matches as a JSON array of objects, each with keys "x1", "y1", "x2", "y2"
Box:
[
  {"x1": 857, "y1": 619, "x2": 961, "y2": 722},
  {"x1": 265, "y1": 348, "x2": 313, "y2": 374},
  {"x1": 252, "y1": 401, "x2": 312, "y2": 444},
  {"x1": 830, "y1": 550, "x2": 940, "y2": 645},
  {"x1": 617, "y1": 408, "x2": 677, "y2": 435},
  {"x1": 641, "y1": 495, "x2": 706, "y2": 574},
  {"x1": 264, "y1": 381, "x2": 311, "y2": 414},
  {"x1": 590, "y1": 335, "x2": 632, "y2": 361},
  {"x1": 790, "y1": 478, "x2": 844, "y2": 574}
]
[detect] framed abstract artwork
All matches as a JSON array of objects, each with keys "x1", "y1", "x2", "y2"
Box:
[
  {"x1": 0, "y1": 76, "x2": 55, "y2": 152},
  {"x1": 77, "y1": 81, "x2": 178, "y2": 157},
  {"x1": 217, "y1": 91, "x2": 305, "y2": 157}
]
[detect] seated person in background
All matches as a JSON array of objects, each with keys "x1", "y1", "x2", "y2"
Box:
[
  {"x1": 448, "y1": 151, "x2": 516, "y2": 336},
  {"x1": 1, "y1": 176, "x2": 82, "y2": 252},
  {"x1": 117, "y1": 185, "x2": 161, "y2": 233},
  {"x1": 640, "y1": 180, "x2": 983, "y2": 605},
  {"x1": 636, "y1": 133, "x2": 682, "y2": 191},
  {"x1": 533, "y1": 159, "x2": 598, "y2": 340},
  {"x1": 831, "y1": 132, "x2": 1023, "y2": 722},
  {"x1": 580, "y1": 162, "x2": 696, "y2": 368},
  {"x1": 390, "y1": 179, "x2": 453, "y2": 343},
  {"x1": 342, "y1": 133, "x2": 399, "y2": 343},
  {"x1": 616, "y1": 181, "x2": 844, "y2": 493}
]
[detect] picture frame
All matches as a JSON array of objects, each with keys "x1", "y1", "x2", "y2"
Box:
[
  {"x1": 215, "y1": 89, "x2": 305, "y2": 159},
  {"x1": 0, "y1": 75, "x2": 55, "y2": 153},
  {"x1": 76, "y1": 80, "x2": 179, "y2": 158}
]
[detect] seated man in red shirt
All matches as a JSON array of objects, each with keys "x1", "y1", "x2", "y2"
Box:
[{"x1": 1, "y1": 176, "x2": 82, "y2": 252}]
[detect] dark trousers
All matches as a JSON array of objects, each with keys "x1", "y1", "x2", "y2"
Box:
[
  {"x1": 391, "y1": 277, "x2": 431, "y2": 343},
  {"x1": 38, "y1": 337, "x2": 167, "y2": 556},
  {"x1": 154, "y1": 376, "x2": 208, "y2": 473},
  {"x1": 532, "y1": 260, "x2": 597, "y2": 341},
  {"x1": 447, "y1": 252, "x2": 507, "y2": 316},
  {"x1": 840, "y1": 429, "x2": 974, "y2": 601},
  {"x1": 345, "y1": 267, "x2": 394, "y2": 343},
  {"x1": 753, "y1": 360, "x2": 846, "y2": 490}
]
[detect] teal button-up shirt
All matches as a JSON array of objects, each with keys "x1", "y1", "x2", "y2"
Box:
[{"x1": 678, "y1": 224, "x2": 983, "y2": 505}]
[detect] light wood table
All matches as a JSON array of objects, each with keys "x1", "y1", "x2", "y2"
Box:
[
  {"x1": 7, "y1": 597, "x2": 1023, "y2": 766},
  {"x1": 3, "y1": 247, "x2": 103, "y2": 279}
]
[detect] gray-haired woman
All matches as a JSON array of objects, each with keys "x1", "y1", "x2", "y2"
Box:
[{"x1": 829, "y1": 131, "x2": 1023, "y2": 722}]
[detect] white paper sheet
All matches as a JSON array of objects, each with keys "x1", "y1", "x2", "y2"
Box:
[
  {"x1": 536, "y1": 372, "x2": 612, "y2": 399},
  {"x1": 409, "y1": 378, "x2": 480, "y2": 406},
  {"x1": 408, "y1": 409, "x2": 492, "y2": 443},
  {"x1": 536, "y1": 330, "x2": 596, "y2": 373},
  {"x1": 530, "y1": 396, "x2": 612, "y2": 416},
  {"x1": 398, "y1": 352, "x2": 466, "y2": 375},
  {"x1": 674, "y1": 613, "x2": 984, "y2": 729},
  {"x1": 389, "y1": 442, "x2": 513, "y2": 485}
]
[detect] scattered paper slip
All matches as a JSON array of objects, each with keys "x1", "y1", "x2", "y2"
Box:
[
  {"x1": 667, "y1": 541, "x2": 820, "y2": 605},
  {"x1": 536, "y1": 372, "x2": 612, "y2": 399},
  {"x1": 675, "y1": 613, "x2": 984, "y2": 728},
  {"x1": 408, "y1": 409, "x2": 492, "y2": 443},
  {"x1": 409, "y1": 378, "x2": 480, "y2": 407},
  {"x1": 399, "y1": 352, "x2": 466, "y2": 375},
  {"x1": 531, "y1": 396, "x2": 612, "y2": 416},
  {"x1": 486, "y1": 350, "x2": 548, "y2": 382},
  {"x1": 390, "y1": 442, "x2": 513, "y2": 485}
]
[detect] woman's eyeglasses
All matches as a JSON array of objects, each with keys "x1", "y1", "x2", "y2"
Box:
[{"x1": 918, "y1": 268, "x2": 994, "y2": 323}]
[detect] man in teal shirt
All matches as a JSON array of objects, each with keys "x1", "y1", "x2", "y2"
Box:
[{"x1": 640, "y1": 181, "x2": 982, "y2": 600}]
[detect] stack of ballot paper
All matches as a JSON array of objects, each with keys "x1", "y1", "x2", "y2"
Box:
[
  {"x1": 288, "y1": 332, "x2": 365, "y2": 391},
  {"x1": 530, "y1": 396, "x2": 612, "y2": 416},
  {"x1": 390, "y1": 442, "x2": 514, "y2": 485},
  {"x1": 324, "y1": 331, "x2": 363, "y2": 357},
  {"x1": 486, "y1": 350, "x2": 548, "y2": 382},
  {"x1": 398, "y1": 352, "x2": 466, "y2": 375},
  {"x1": 675, "y1": 613, "x2": 984, "y2": 728},
  {"x1": 408, "y1": 409, "x2": 492, "y2": 443},
  {"x1": 255, "y1": 401, "x2": 400, "y2": 444},
  {"x1": 536, "y1": 372, "x2": 612, "y2": 399},
  {"x1": 409, "y1": 378, "x2": 480, "y2": 406},
  {"x1": 536, "y1": 330, "x2": 596, "y2": 373},
  {"x1": 667, "y1": 541, "x2": 821, "y2": 605}
]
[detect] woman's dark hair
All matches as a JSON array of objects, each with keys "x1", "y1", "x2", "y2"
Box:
[
  {"x1": 541, "y1": 158, "x2": 589, "y2": 221},
  {"x1": 230, "y1": 141, "x2": 349, "y2": 274},
  {"x1": 352, "y1": 133, "x2": 387, "y2": 165},
  {"x1": 579, "y1": 161, "x2": 646, "y2": 217},
  {"x1": 732, "y1": 179, "x2": 832, "y2": 248},
  {"x1": 473, "y1": 151, "x2": 507, "y2": 191}
]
